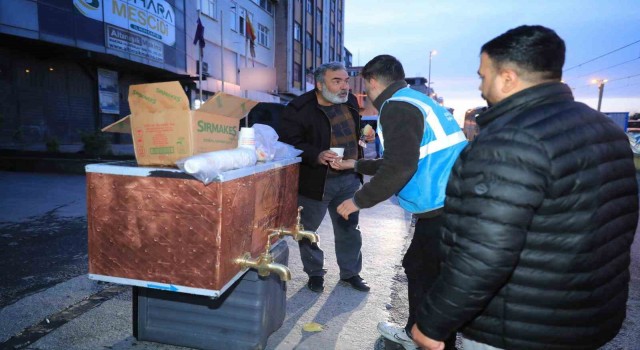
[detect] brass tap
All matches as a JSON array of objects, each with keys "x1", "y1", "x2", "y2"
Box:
[
  {"x1": 234, "y1": 207, "x2": 320, "y2": 282},
  {"x1": 271, "y1": 206, "x2": 319, "y2": 243},
  {"x1": 235, "y1": 252, "x2": 292, "y2": 281}
]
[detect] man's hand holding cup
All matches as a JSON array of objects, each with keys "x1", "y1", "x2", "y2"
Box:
[{"x1": 318, "y1": 147, "x2": 344, "y2": 165}]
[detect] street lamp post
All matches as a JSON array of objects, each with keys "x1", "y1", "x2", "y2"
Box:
[
  {"x1": 592, "y1": 79, "x2": 608, "y2": 112},
  {"x1": 428, "y1": 50, "x2": 437, "y2": 97}
]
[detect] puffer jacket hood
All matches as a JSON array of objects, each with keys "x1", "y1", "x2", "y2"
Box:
[{"x1": 417, "y1": 82, "x2": 638, "y2": 350}]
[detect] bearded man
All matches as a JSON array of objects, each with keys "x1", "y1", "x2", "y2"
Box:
[{"x1": 278, "y1": 62, "x2": 370, "y2": 293}]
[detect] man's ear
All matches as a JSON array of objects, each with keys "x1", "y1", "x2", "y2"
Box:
[
  {"x1": 368, "y1": 77, "x2": 379, "y2": 91},
  {"x1": 500, "y1": 68, "x2": 519, "y2": 94}
]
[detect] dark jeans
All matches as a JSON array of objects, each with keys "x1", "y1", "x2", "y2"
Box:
[
  {"x1": 297, "y1": 172, "x2": 362, "y2": 279},
  {"x1": 403, "y1": 215, "x2": 456, "y2": 349}
]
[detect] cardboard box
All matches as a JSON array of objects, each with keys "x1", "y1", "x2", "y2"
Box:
[{"x1": 103, "y1": 81, "x2": 259, "y2": 166}]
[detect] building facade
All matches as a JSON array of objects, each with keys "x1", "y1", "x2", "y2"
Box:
[
  {"x1": 346, "y1": 65, "x2": 376, "y2": 116},
  {"x1": 193, "y1": 0, "x2": 279, "y2": 103},
  {"x1": 0, "y1": 0, "x2": 279, "y2": 151},
  {"x1": 274, "y1": 0, "x2": 345, "y2": 100}
]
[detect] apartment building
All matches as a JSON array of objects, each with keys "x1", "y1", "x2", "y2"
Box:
[
  {"x1": 193, "y1": 0, "x2": 278, "y2": 103},
  {"x1": 275, "y1": 0, "x2": 345, "y2": 100}
]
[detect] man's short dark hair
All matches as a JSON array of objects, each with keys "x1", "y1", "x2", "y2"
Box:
[
  {"x1": 361, "y1": 55, "x2": 405, "y2": 85},
  {"x1": 481, "y1": 25, "x2": 565, "y2": 81}
]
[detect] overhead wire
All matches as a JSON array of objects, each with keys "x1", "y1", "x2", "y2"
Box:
[
  {"x1": 565, "y1": 57, "x2": 640, "y2": 80},
  {"x1": 568, "y1": 72, "x2": 640, "y2": 92},
  {"x1": 605, "y1": 81, "x2": 640, "y2": 93},
  {"x1": 563, "y1": 39, "x2": 640, "y2": 73},
  {"x1": 608, "y1": 72, "x2": 640, "y2": 83}
]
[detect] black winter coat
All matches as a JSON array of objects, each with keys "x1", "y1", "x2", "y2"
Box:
[
  {"x1": 278, "y1": 90, "x2": 362, "y2": 200},
  {"x1": 417, "y1": 82, "x2": 638, "y2": 350}
]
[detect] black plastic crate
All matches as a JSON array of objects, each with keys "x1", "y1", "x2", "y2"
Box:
[{"x1": 133, "y1": 240, "x2": 289, "y2": 350}]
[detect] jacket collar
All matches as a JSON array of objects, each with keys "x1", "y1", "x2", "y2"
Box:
[
  {"x1": 373, "y1": 81, "x2": 409, "y2": 110},
  {"x1": 477, "y1": 82, "x2": 574, "y2": 127}
]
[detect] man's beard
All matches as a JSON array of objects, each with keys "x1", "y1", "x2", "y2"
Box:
[{"x1": 321, "y1": 85, "x2": 348, "y2": 104}]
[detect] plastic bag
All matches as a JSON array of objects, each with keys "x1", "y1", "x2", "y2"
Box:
[
  {"x1": 253, "y1": 123, "x2": 279, "y2": 161},
  {"x1": 627, "y1": 132, "x2": 640, "y2": 155},
  {"x1": 273, "y1": 141, "x2": 303, "y2": 160},
  {"x1": 176, "y1": 147, "x2": 257, "y2": 185},
  {"x1": 252, "y1": 123, "x2": 302, "y2": 161}
]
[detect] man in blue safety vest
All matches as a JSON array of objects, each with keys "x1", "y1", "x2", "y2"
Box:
[{"x1": 331, "y1": 54, "x2": 466, "y2": 350}]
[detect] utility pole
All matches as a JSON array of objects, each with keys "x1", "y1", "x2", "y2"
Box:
[
  {"x1": 428, "y1": 50, "x2": 437, "y2": 97},
  {"x1": 592, "y1": 79, "x2": 608, "y2": 112}
]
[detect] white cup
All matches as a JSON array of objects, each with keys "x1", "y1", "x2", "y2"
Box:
[
  {"x1": 330, "y1": 147, "x2": 344, "y2": 157},
  {"x1": 238, "y1": 127, "x2": 255, "y2": 150}
]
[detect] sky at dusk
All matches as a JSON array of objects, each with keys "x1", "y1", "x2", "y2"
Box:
[{"x1": 344, "y1": 0, "x2": 640, "y2": 120}]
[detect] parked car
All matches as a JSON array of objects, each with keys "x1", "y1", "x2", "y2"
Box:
[{"x1": 463, "y1": 106, "x2": 487, "y2": 141}]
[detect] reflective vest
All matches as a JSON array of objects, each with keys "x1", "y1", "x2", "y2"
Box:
[{"x1": 378, "y1": 87, "x2": 467, "y2": 214}]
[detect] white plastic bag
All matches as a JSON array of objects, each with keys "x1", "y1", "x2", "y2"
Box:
[
  {"x1": 253, "y1": 123, "x2": 279, "y2": 161},
  {"x1": 273, "y1": 141, "x2": 303, "y2": 160},
  {"x1": 252, "y1": 123, "x2": 302, "y2": 161},
  {"x1": 627, "y1": 132, "x2": 640, "y2": 155}
]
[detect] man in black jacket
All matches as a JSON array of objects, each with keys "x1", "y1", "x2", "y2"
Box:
[
  {"x1": 278, "y1": 62, "x2": 370, "y2": 293},
  {"x1": 412, "y1": 25, "x2": 639, "y2": 350}
]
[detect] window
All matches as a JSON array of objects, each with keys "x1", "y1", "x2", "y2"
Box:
[
  {"x1": 306, "y1": 0, "x2": 313, "y2": 13},
  {"x1": 238, "y1": 8, "x2": 246, "y2": 36},
  {"x1": 306, "y1": 66, "x2": 314, "y2": 84},
  {"x1": 337, "y1": 8, "x2": 342, "y2": 21},
  {"x1": 305, "y1": 32, "x2": 312, "y2": 48},
  {"x1": 294, "y1": 22, "x2": 301, "y2": 42},
  {"x1": 316, "y1": 41, "x2": 321, "y2": 57},
  {"x1": 202, "y1": 0, "x2": 217, "y2": 20},
  {"x1": 229, "y1": 4, "x2": 237, "y2": 31},
  {"x1": 330, "y1": 0, "x2": 335, "y2": 12},
  {"x1": 315, "y1": 9, "x2": 322, "y2": 25},
  {"x1": 293, "y1": 62, "x2": 301, "y2": 84},
  {"x1": 259, "y1": 0, "x2": 273, "y2": 14},
  {"x1": 258, "y1": 23, "x2": 270, "y2": 48},
  {"x1": 330, "y1": 23, "x2": 335, "y2": 39},
  {"x1": 330, "y1": 47, "x2": 334, "y2": 61}
]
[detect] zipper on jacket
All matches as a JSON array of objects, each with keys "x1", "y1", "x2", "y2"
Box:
[{"x1": 319, "y1": 107, "x2": 332, "y2": 200}]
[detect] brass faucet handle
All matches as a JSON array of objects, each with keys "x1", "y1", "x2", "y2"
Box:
[
  {"x1": 234, "y1": 252, "x2": 252, "y2": 265},
  {"x1": 296, "y1": 206, "x2": 304, "y2": 231},
  {"x1": 264, "y1": 238, "x2": 272, "y2": 255}
]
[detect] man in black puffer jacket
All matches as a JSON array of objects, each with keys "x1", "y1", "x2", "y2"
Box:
[{"x1": 411, "y1": 25, "x2": 639, "y2": 350}]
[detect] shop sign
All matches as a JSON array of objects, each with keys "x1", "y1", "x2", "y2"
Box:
[
  {"x1": 106, "y1": 24, "x2": 164, "y2": 62},
  {"x1": 75, "y1": 0, "x2": 176, "y2": 46}
]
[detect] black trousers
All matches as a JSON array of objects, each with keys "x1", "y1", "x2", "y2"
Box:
[{"x1": 402, "y1": 215, "x2": 456, "y2": 349}]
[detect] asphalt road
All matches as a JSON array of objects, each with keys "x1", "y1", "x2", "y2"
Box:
[{"x1": 0, "y1": 172, "x2": 88, "y2": 308}]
